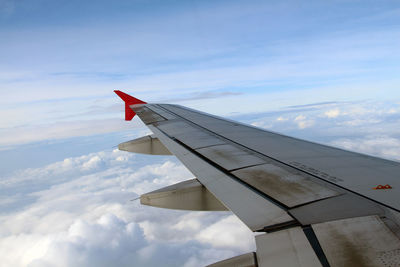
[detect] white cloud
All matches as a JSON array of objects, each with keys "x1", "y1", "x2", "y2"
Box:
[
  {"x1": 276, "y1": 116, "x2": 288, "y2": 121},
  {"x1": 0, "y1": 149, "x2": 254, "y2": 267},
  {"x1": 294, "y1": 115, "x2": 306, "y2": 121},
  {"x1": 324, "y1": 109, "x2": 340, "y2": 118},
  {"x1": 250, "y1": 121, "x2": 273, "y2": 129},
  {"x1": 331, "y1": 136, "x2": 400, "y2": 161},
  {"x1": 196, "y1": 215, "x2": 255, "y2": 251},
  {"x1": 297, "y1": 120, "x2": 314, "y2": 129},
  {"x1": 294, "y1": 115, "x2": 315, "y2": 129}
]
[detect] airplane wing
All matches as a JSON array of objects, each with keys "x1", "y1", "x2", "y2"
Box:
[{"x1": 114, "y1": 90, "x2": 400, "y2": 267}]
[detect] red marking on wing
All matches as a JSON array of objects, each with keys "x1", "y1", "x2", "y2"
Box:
[
  {"x1": 373, "y1": 184, "x2": 392, "y2": 190},
  {"x1": 114, "y1": 90, "x2": 147, "y2": 121}
]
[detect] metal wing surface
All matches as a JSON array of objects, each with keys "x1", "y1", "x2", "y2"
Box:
[{"x1": 115, "y1": 91, "x2": 400, "y2": 267}]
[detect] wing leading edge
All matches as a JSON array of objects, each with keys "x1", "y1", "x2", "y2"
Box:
[{"x1": 114, "y1": 91, "x2": 400, "y2": 267}]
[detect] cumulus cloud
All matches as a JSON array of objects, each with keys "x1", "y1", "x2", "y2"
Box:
[
  {"x1": 324, "y1": 109, "x2": 340, "y2": 118},
  {"x1": 0, "y1": 149, "x2": 255, "y2": 267},
  {"x1": 294, "y1": 115, "x2": 314, "y2": 129},
  {"x1": 1, "y1": 214, "x2": 144, "y2": 267},
  {"x1": 276, "y1": 116, "x2": 288, "y2": 122},
  {"x1": 195, "y1": 216, "x2": 254, "y2": 251},
  {"x1": 250, "y1": 121, "x2": 273, "y2": 129}
]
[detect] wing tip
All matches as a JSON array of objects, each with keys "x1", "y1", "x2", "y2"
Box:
[
  {"x1": 114, "y1": 90, "x2": 147, "y2": 105},
  {"x1": 114, "y1": 90, "x2": 147, "y2": 121}
]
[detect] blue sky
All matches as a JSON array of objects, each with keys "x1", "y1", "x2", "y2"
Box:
[{"x1": 1, "y1": 0, "x2": 400, "y2": 266}]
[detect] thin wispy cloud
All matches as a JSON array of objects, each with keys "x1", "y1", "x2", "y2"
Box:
[{"x1": 0, "y1": 118, "x2": 143, "y2": 148}]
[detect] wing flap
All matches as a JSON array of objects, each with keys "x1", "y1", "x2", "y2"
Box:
[
  {"x1": 206, "y1": 252, "x2": 256, "y2": 267},
  {"x1": 118, "y1": 135, "x2": 172, "y2": 155},
  {"x1": 140, "y1": 178, "x2": 228, "y2": 211},
  {"x1": 312, "y1": 215, "x2": 400, "y2": 266},
  {"x1": 255, "y1": 227, "x2": 321, "y2": 267},
  {"x1": 289, "y1": 194, "x2": 384, "y2": 225}
]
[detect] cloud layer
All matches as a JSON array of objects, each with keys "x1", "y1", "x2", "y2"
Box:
[
  {"x1": 0, "y1": 149, "x2": 255, "y2": 267},
  {"x1": 1, "y1": 99, "x2": 400, "y2": 266}
]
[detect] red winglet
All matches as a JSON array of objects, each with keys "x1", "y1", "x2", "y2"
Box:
[{"x1": 114, "y1": 90, "x2": 147, "y2": 121}]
